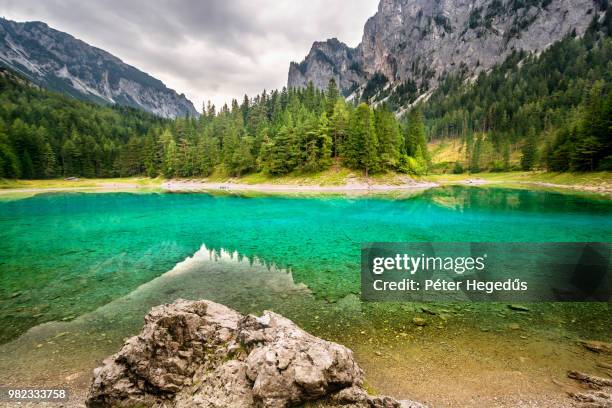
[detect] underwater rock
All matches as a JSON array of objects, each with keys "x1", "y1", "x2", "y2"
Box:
[
  {"x1": 420, "y1": 307, "x2": 437, "y2": 315},
  {"x1": 507, "y1": 304, "x2": 530, "y2": 312},
  {"x1": 412, "y1": 318, "x2": 427, "y2": 327},
  {"x1": 568, "y1": 370, "x2": 612, "y2": 388},
  {"x1": 567, "y1": 370, "x2": 612, "y2": 407},
  {"x1": 331, "y1": 385, "x2": 426, "y2": 407},
  {"x1": 579, "y1": 340, "x2": 612, "y2": 354},
  {"x1": 86, "y1": 299, "x2": 423, "y2": 408}
]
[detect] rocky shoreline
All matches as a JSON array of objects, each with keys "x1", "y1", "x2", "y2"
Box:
[
  {"x1": 86, "y1": 299, "x2": 424, "y2": 408},
  {"x1": 161, "y1": 180, "x2": 438, "y2": 193}
]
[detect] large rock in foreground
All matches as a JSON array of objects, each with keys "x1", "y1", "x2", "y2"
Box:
[{"x1": 86, "y1": 299, "x2": 424, "y2": 408}]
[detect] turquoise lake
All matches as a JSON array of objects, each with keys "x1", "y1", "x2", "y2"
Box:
[
  {"x1": 1, "y1": 186, "x2": 610, "y2": 342},
  {"x1": 0, "y1": 186, "x2": 611, "y2": 405}
]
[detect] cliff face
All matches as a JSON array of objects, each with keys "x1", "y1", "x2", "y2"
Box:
[
  {"x1": 0, "y1": 18, "x2": 198, "y2": 118},
  {"x1": 287, "y1": 38, "x2": 366, "y2": 94},
  {"x1": 288, "y1": 0, "x2": 602, "y2": 103}
]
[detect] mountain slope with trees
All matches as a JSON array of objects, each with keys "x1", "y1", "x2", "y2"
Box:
[{"x1": 419, "y1": 11, "x2": 611, "y2": 172}]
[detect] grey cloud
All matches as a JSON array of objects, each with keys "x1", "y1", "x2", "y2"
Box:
[{"x1": 0, "y1": 0, "x2": 378, "y2": 109}]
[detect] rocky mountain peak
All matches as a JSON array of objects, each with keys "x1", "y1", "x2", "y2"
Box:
[
  {"x1": 0, "y1": 17, "x2": 198, "y2": 118},
  {"x1": 288, "y1": 37, "x2": 364, "y2": 94}
]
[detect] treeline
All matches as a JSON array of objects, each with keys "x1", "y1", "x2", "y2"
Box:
[
  {"x1": 420, "y1": 9, "x2": 612, "y2": 172},
  {"x1": 169, "y1": 82, "x2": 429, "y2": 178},
  {"x1": 0, "y1": 70, "x2": 429, "y2": 179}
]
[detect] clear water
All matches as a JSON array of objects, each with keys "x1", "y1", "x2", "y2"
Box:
[{"x1": 1, "y1": 187, "x2": 610, "y2": 344}]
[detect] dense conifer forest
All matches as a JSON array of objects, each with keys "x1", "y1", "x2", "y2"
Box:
[{"x1": 0, "y1": 70, "x2": 167, "y2": 178}]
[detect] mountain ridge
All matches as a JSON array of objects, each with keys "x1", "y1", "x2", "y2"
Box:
[
  {"x1": 0, "y1": 17, "x2": 198, "y2": 118},
  {"x1": 288, "y1": 0, "x2": 604, "y2": 109}
]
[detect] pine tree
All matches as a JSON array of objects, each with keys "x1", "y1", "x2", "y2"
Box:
[
  {"x1": 160, "y1": 130, "x2": 178, "y2": 177},
  {"x1": 257, "y1": 133, "x2": 273, "y2": 173},
  {"x1": 61, "y1": 138, "x2": 78, "y2": 176},
  {"x1": 195, "y1": 131, "x2": 218, "y2": 176},
  {"x1": 229, "y1": 136, "x2": 254, "y2": 176},
  {"x1": 330, "y1": 99, "x2": 349, "y2": 158},
  {"x1": 345, "y1": 103, "x2": 379, "y2": 176},
  {"x1": 405, "y1": 109, "x2": 429, "y2": 163},
  {"x1": 375, "y1": 107, "x2": 401, "y2": 170},
  {"x1": 520, "y1": 127, "x2": 538, "y2": 170},
  {"x1": 301, "y1": 112, "x2": 321, "y2": 172},
  {"x1": 325, "y1": 78, "x2": 340, "y2": 117},
  {"x1": 240, "y1": 95, "x2": 250, "y2": 124},
  {"x1": 304, "y1": 82, "x2": 317, "y2": 112},
  {"x1": 577, "y1": 81, "x2": 611, "y2": 168},
  {"x1": 142, "y1": 133, "x2": 158, "y2": 177},
  {"x1": 40, "y1": 141, "x2": 56, "y2": 178},
  {"x1": 177, "y1": 138, "x2": 195, "y2": 177},
  {"x1": 274, "y1": 124, "x2": 299, "y2": 174},
  {"x1": 572, "y1": 135, "x2": 602, "y2": 171},
  {"x1": 546, "y1": 128, "x2": 572, "y2": 171},
  {"x1": 222, "y1": 125, "x2": 240, "y2": 170},
  {"x1": 206, "y1": 101, "x2": 216, "y2": 119},
  {"x1": 263, "y1": 113, "x2": 298, "y2": 175},
  {"x1": 317, "y1": 112, "x2": 333, "y2": 170}
]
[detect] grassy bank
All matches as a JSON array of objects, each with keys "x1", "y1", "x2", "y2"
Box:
[
  {"x1": 0, "y1": 177, "x2": 163, "y2": 190},
  {"x1": 421, "y1": 171, "x2": 612, "y2": 191},
  {"x1": 422, "y1": 170, "x2": 610, "y2": 184}
]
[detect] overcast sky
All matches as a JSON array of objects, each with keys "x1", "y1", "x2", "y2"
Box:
[{"x1": 0, "y1": 0, "x2": 378, "y2": 111}]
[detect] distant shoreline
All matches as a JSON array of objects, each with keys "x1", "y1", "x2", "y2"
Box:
[{"x1": 0, "y1": 171, "x2": 610, "y2": 196}]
